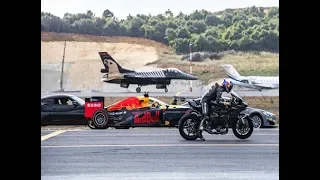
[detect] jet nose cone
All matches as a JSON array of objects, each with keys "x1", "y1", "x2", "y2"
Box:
[{"x1": 186, "y1": 74, "x2": 199, "y2": 80}]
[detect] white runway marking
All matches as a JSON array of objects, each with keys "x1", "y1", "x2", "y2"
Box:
[
  {"x1": 41, "y1": 130, "x2": 66, "y2": 141},
  {"x1": 57, "y1": 133, "x2": 279, "y2": 136},
  {"x1": 41, "y1": 143, "x2": 279, "y2": 148}
]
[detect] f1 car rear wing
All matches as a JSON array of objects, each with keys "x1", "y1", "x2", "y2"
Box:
[{"x1": 84, "y1": 97, "x2": 105, "y2": 119}]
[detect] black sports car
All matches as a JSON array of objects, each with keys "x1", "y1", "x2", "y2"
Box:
[{"x1": 41, "y1": 94, "x2": 87, "y2": 125}]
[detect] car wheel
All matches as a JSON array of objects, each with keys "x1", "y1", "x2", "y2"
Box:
[
  {"x1": 250, "y1": 114, "x2": 263, "y2": 128},
  {"x1": 92, "y1": 109, "x2": 109, "y2": 129}
]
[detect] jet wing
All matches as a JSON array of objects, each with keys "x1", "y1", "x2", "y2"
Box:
[{"x1": 252, "y1": 84, "x2": 276, "y2": 89}]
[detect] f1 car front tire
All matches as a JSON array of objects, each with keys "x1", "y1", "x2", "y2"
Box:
[{"x1": 92, "y1": 109, "x2": 109, "y2": 129}]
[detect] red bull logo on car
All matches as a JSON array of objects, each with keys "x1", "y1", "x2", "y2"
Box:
[
  {"x1": 134, "y1": 111, "x2": 160, "y2": 124},
  {"x1": 107, "y1": 97, "x2": 142, "y2": 112}
]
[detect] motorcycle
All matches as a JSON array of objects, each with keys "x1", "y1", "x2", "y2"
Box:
[{"x1": 178, "y1": 91, "x2": 254, "y2": 140}]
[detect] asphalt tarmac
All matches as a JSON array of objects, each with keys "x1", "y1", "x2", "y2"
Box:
[{"x1": 41, "y1": 127, "x2": 279, "y2": 180}]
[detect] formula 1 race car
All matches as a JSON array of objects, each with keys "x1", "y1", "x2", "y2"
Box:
[{"x1": 85, "y1": 92, "x2": 190, "y2": 129}]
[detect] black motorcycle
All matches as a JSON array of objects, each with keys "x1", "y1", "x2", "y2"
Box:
[{"x1": 178, "y1": 91, "x2": 254, "y2": 140}]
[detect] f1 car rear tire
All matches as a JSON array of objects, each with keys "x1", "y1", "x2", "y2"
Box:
[{"x1": 92, "y1": 109, "x2": 109, "y2": 129}]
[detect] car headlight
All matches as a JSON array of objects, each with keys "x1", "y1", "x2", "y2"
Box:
[{"x1": 262, "y1": 111, "x2": 274, "y2": 116}]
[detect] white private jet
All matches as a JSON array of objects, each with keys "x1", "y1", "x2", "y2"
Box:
[{"x1": 221, "y1": 64, "x2": 279, "y2": 91}]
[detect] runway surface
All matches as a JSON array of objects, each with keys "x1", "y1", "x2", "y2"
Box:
[
  {"x1": 42, "y1": 89, "x2": 279, "y2": 98},
  {"x1": 41, "y1": 127, "x2": 279, "y2": 180}
]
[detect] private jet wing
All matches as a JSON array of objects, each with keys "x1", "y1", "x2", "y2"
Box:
[{"x1": 252, "y1": 83, "x2": 276, "y2": 89}]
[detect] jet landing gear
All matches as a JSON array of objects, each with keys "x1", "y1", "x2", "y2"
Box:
[
  {"x1": 136, "y1": 85, "x2": 168, "y2": 93},
  {"x1": 156, "y1": 84, "x2": 168, "y2": 93},
  {"x1": 136, "y1": 86, "x2": 141, "y2": 93}
]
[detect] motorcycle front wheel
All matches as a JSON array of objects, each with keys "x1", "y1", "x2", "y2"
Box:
[
  {"x1": 232, "y1": 116, "x2": 254, "y2": 139},
  {"x1": 178, "y1": 113, "x2": 201, "y2": 140}
]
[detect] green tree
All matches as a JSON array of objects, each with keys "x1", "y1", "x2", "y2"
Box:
[
  {"x1": 205, "y1": 14, "x2": 220, "y2": 26},
  {"x1": 41, "y1": 6, "x2": 279, "y2": 53},
  {"x1": 102, "y1": 9, "x2": 114, "y2": 18}
]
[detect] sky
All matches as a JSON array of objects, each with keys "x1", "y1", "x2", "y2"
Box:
[{"x1": 41, "y1": 0, "x2": 279, "y2": 20}]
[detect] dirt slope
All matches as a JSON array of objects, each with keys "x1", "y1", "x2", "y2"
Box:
[{"x1": 41, "y1": 32, "x2": 171, "y2": 92}]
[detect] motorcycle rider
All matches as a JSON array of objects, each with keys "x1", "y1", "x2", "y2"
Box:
[{"x1": 198, "y1": 79, "x2": 234, "y2": 141}]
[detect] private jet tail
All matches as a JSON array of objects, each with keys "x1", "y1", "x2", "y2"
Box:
[
  {"x1": 221, "y1": 64, "x2": 242, "y2": 81},
  {"x1": 98, "y1": 52, "x2": 135, "y2": 74}
]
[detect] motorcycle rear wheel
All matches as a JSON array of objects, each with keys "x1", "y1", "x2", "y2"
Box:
[{"x1": 178, "y1": 114, "x2": 200, "y2": 140}]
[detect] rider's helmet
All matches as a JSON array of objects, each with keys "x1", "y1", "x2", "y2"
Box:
[{"x1": 222, "y1": 79, "x2": 233, "y2": 93}]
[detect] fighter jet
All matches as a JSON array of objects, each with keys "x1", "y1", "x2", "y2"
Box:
[{"x1": 98, "y1": 52, "x2": 198, "y2": 93}]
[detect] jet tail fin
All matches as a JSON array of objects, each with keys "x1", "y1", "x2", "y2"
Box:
[
  {"x1": 221, "y1": 64, "x2": 241, "y2": 80},
  {"x1": 98, "y1": 52, "x2": 134, "y2": 74}
]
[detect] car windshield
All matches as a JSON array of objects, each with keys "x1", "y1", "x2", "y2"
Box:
[{"x1": 70, "y1": 95, "x2": 85, "y2": 105}]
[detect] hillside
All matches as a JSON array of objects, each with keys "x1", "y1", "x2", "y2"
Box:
[
  {"x1": 41, "y1": 32, "x2": 172, "y2": 92},
  {"x1": 41, "y1": 32, "x2": 278, "y2": 92},
  {"x1": 41, "y1": 32, "x2": 170, "y2": 51}
]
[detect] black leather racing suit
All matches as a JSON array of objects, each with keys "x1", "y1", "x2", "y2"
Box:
[{"x1": 200, "y1": 83, "x2": 223, "y2": 118}]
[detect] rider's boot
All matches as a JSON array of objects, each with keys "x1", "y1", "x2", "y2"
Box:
[{"x1": 198, "y1": 131, "x2": 205, "y2": 141}]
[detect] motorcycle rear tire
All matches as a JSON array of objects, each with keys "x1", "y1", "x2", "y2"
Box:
[{"x1": 178, "y1": 113, "x2": 200, "y2": 140}]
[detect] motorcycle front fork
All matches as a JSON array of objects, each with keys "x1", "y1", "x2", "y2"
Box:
[{"x1": 238, "y1": 115, "x2": 246, "y2": 124}]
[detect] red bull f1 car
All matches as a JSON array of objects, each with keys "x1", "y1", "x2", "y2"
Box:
[{"x1": 85, "y1": 93, "x2": 190, "y2": 129}]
